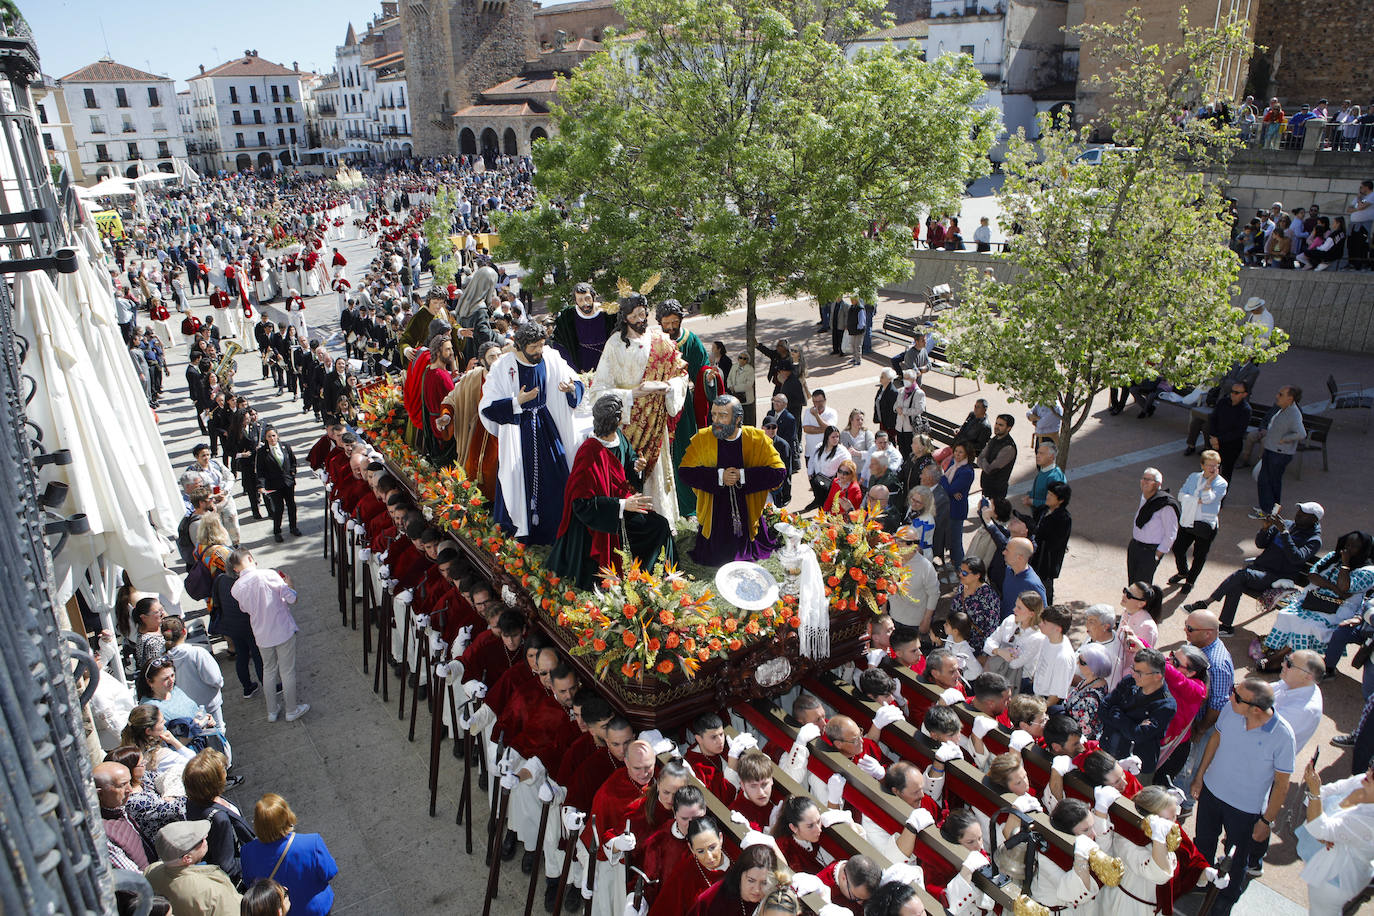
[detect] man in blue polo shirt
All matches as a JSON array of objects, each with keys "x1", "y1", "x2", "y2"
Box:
[{"x1": 1189, "y1": 677, "x2": 1295, "y2": 916}]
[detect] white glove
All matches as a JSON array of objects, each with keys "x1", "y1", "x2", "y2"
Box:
[
  {"x1": 817, "y1": 906, "x2": 849, "y2": 916},
  {"x1": 729, "y1": 810, "x2": 749, "y2": 825},
  {"x1": 1012, "y1": 794, "x2": 1042, "y2": 814},
  {"x1": 1147, "y1": 815, "x2": 1174, "y2": 844},
  {"x1": 881, "y1": 862, "x2": 924, "y2": 887},
  {"x1": 561, "y1": 807, "x2": 586, "y2": 832},
  {"x1": 906, "y1": 808, "x2": 935, "y2": 832},
  {"x1": 467, "y1": 703, "x2": 497, "y2": 735},
  {"x1": 865, "y1": 648, "x2": 886, "y2": 667},
  {"x1": 538, "y1": 782, "x2": 555, "y2": 803},
  {"x1": 347, "y1": 519, "x2": 358, "y2": 533},
  {"x1": 378, "y1": 564, "x2": 390, "y2": 579},
  {"x1": 819, "y1": 809, "x2": 854, "y2": 828},
  {"x1": 936, "y1": 741, "x2": 963, "y2": 763},
  {"x1": 1119, "y1": 754, "x2": 1142, "y2": 775},
  {"x1": 795, "y1": 722, "x2": 821, "y2": 745},
  {"x1": 961, "y1": 850, "x2": 990, "y2": 872},
  {"x1": 940, "y1": 687, "x2": 965, "y2": 706},
  {"x1": 1073, "y1": 834, "x2": 1097, "y2": 860},
  {"x1": 790, "y1": 872, "x2": 827, "y2": 897},
  {"x1": 429, "y1": 633, "x2": 448, "y2": 655},
  {"x1": 1009, "y1": 729, "x2": 1035, "y2": 752},
  {"x1": 827, "y1": 773, "x2": 846, "y2": 806},
  {"x1": 455, "y1": 625, "x2": 474, "y2": 655},
  {"x1": 872, "y1": 704, "x2": 906, "y2": 730},
  {"x1": 1051, "y1": 755, "x2": 1076, "y2": 775},
  {"x1": 500, "y1": 771, "x2": 519, "y2": 791},
  {"x1": 727, "y1": 733, "x2": 758, "y2": 757},
  {"x1": 740, "y1": 830, "x2": 778, "y2": 852},
  {"x1": 359, "y1": 547, "x2": 371, "y2": 562},
  {"x1": 651, "y1": 738, "x2": 675, "y2": 755},
  {"x1": 638, "y1": 729, "x2": 666, "y2": 747},
  {"x1": 856, "y1": 754, "x2": 885, "y2": 779},
  {"x1": 414, "y1": 613, "x2": 431, "y2": 632},
  {"x1": 1094, "y1": 785, "x2": 1122, "y2": 814},
  {"x1": 972, "y1": 716, "x2": 997, "y2": 740},
  {"x1": 462, "y1": 680, "x2": 488, "y2": 700},
  {"x1": 607, "y1": 833, "x2": 636, "y2": 853},
  {"x1": 1203, "y1": 866, "x2": 1230, "y2": 889},
  {"x1": 434, "y1": 660, "x2": 458, "y2": 680},
  {"x1": 395, "y1": 588, "x2": 413, "y2": 606}
]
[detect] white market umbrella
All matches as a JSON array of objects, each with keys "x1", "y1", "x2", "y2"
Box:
[
  {"x1": 133, "y1": 171, "x2": 178, "y2": 185},
  {"x1": 13, "y1": 270, "x2": 182, "y2": 608},
  {"x1": 84, "y1": 176, "x2": 137, "y2": 197}
]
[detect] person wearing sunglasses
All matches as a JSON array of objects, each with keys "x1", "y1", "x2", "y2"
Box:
[
  {"x1": 1190, "y1": 678, "x2": 1295, "y2": 915},
  {"x1": 822, "y1": 459, "x2": 863, "y2": 515}
]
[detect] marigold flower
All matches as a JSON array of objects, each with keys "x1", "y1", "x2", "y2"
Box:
[
  {"x1": 665, "y1": 632, "x2": 681, "y2": 649},
  {"x1": 745, "y1": 620, "x2": 759, "y2": 634},
  {"x1": 728, "y1": 639, "x2": 742, "y2": 651},
  {"x1": 647, "y1": 638, "x2": 661, "y2": 652},
  {"x1": 592, "y1": 638, "x2": 607, "y2": 652},
  {"x1": 789, "y1": 615, "x2": 802, "y2": 628},
  {"x1": 826, "y1": 575, "x2": 840, "y2": 588},
  {"x1": 708, "y1": 637, "x2": 722, "y2": 651},
  {"x1": 659, "y1": 610, "x2": 675, "y2": 625},
  {"x1": 724, "y1": 618, "x2": 739, "y2": 632},
  {"x1": 564, "y1": 590, "x2": 577, "y2": 602},
  {"x1": 657, "y1": 660, "x2": 675, "y2": 674},
  {"x1": 698, "y1": 648, "x2": 710, "y2": 661},
  {"x1": 622, "y1": 631, "x2": 637, "y2": 648}
]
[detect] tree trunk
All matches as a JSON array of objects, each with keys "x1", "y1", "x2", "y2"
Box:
[{"x1": 744, "y1": 280, "x2": 758, "y2": 427}]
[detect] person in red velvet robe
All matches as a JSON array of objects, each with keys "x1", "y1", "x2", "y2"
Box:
[
  {"x1": 648, "y1": 816, "x2": 729, "y2": 916},
  {"x1": 585, "y1": 740, "x2": 656, "y2": 854},
  {"x1": 420, "y1": 335, "x2": 456, "y2": 464},
  {"x1": 632, "y1": 760, "x2": 691, "y2": 852},
  {"x1": 771, "y1": 796, "x2": 824, "y2": 873},
  {"x1": 686, "y1": 843, "x2": 783, "y2": 916},
  {"x1": 637, "y1": 785, "x2": 707, "y2": 909},
  {"x1": 728, "y1": 750, "x2": 777, "y2": 829},
  {"x1": 458, "y1": 603, "x2": 521, "y2": 687},
  {"x1": 307, "y1": 422, "x2": 342, "y2": 470},
  {"x1": 568, "y1": 717, "x2": 631, "y2": 814},
  {"x1": 684, "y1": 713, "x2": 733, "y2": 803},
  {"x1": 818, "y1": 856, "x2": 881, "y2": 916}
]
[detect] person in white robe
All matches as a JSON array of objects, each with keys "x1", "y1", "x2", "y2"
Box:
[{"x1": 587, "y1": 294, "x2": 688, "y2": 532}]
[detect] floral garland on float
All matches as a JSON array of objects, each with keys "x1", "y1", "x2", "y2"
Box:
[{"x1": 356, "y1": 379, "x2": 910, "y2": 686}]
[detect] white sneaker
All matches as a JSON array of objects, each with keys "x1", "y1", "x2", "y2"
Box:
[
  {"x1": 285, "y1": 703, "x2": 311, "y2": 722},
  {"x1": 267, "y1": 709, "x2": 280, "y2": 723}
]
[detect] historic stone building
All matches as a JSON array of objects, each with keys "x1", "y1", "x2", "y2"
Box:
[
  {"x1": 1248, "y1": 0, "x2": 1371, "y2": 108},
  {"x1": 400, "y1": 0, "x2": 538, "y2": 157}
]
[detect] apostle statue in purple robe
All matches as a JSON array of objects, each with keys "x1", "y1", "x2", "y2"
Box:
[
  {"x1": 549, "y1": 281, "x2": 615, "y2": 373},
  {"x1": 677, "y1": 395, "x2": 787, "y2": 566}
]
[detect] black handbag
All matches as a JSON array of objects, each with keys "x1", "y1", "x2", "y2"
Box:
[{"x1": 1299, "y1": 589, "x2": 1343, "y2": 615}]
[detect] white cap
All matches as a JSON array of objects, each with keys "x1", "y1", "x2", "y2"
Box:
[{"x1": 1296, "y1": 501, "x2": 1324, "y2": 520}]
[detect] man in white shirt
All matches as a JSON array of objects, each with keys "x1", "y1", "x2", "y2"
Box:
[
  {"x1": 861, "y1": 430, "x2": 903, "y2": 483},
  {"x1": 1128, "y1": 467, "x2": 1179, "y2": 586},
  {"x1": 1241, "y1": 296, "x2": 1274, "y2": 345},
  {"x1": 1346, "y1": 179, "x2": 1374, "y2": 269},
  {"x1": 972, "y1": 216, "x2": 993, "y2": 252},
  {"x1": 801, "y1": 389, "x2": 838, "y2": 467}
]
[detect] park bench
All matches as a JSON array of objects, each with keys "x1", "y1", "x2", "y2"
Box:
[
  {"x1": 1243, "y1": 411, "x2": 1332, "y2": 480},
  {"x1": 928, "y1": 344, "x2": 979, "y2": 394}
]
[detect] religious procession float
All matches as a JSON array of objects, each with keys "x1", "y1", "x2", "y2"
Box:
[{"x1": 357, "y1": 379, "x2": 912, "y2": 728}]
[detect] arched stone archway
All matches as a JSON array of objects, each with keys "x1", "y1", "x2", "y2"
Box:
[
  {"x1": 502, "y1": 127, "x2": 518, "y2": 155},
  {"x1": 459, "y1": 127, "x2": 476, "y2": 155},
  {"x1": 530, "y1": 126, "x2": 548, "y2": 145},
  {"x1": 235, "y1": 153, "x2": 252, "y2": 171},
  {"x1": 480, "y1": 127, "x2": 499, "y2": 166},
  {"x1": 157, "y1": 162, "x2": 174, "y2": 173},
  {"x1": 256, "y1": 152, "x2": 273, "y2": 169},
  {"x1": 279, "y1": 150, "x2": 292, "y2": 166},
  {"x1": 124, "y1": 165, "x2": 139, "y2": 179}
]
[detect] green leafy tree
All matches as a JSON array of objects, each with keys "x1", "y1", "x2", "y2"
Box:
[
  {"x1": 942, "y1": 9, "x2": 1287, "y2": 470},
  {"x1": 496, "y1": 0, "x2": 997, "y2": 419},
  {"x1": 423, "y1": 186, "x2": 458, "y2": 287}
]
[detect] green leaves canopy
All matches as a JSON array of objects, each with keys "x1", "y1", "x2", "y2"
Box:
[
  {"x1": 942, "y1": 9, "x2": 1288, "y2": 468},
  {"x1": 496, "y1": 0, "x2": 997, "y2": 322}
]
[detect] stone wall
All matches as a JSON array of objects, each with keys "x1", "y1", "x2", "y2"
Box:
[
  {"x1": 881, "y1": 250, "x2": 1374, "y2": 354},
  {"x1": 1250, "y1": 0, "x2": 1373, "y2": 106},
  {"x1": 533, "y1": 0, "x2": 624, "y2": 48},
  {"x1": 399, "y1": 0, "x2": 455, "y2": 157},
  {"x1": 1206, "y1": 148, "x2": 1369, "y2": 218},
  {"x1": 884, "y1": 0, "x2": 930, "y2": 23}
]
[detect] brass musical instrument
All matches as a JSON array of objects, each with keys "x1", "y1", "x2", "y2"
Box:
[{"x1": 214, "y1": 341, "x2": 245, "y2": 389}]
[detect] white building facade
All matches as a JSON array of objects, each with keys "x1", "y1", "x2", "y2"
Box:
[
  {"x1": 58, "y1": 59, "x2": 186, "y2": 181},
  {"x1": 186, "y1": 51, "x2": 308, "y2": 174}
]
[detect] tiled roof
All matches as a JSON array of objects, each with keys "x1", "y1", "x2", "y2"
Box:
[
  {"x1": 191, "y1": 55, "x2": 300, "y2": 81},
  {"x1": 481, "y1": 74, "x2": 560, "y2": 97},
  {"x1": 453, "y1": 103, "x2": 543, "y2": 118},
  {"x1": 60, "y1": 59, "x2": 165, "y2": 83},
  {"x1": 364, "y1": 50, "x2": 404, "y2": 68},
  {"x1": 857, "y1": 21, "x2": 928, "y2": 40},
  {"x1": 533, "y1": 0, "x2": 616, "y2": 14}
]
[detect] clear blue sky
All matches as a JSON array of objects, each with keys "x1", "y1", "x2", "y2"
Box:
[{"x1": 18, "y1": 0, "x2": 579, "y2": 89}]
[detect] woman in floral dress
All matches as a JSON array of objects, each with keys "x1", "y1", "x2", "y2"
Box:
[
  {"x1": 1259, "y1": 531, "x2": 1374, "y2": 669},
  {"x1": 1062, "y1": 643, "x2": 1114, "y2": 741}
]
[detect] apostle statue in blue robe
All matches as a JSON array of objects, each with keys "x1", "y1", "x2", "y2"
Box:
[{"x1": 478, "y1": 322, "x2": 585, "y2": 544}]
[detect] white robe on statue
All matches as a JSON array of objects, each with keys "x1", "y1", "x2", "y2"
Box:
[
  {"x1": 479, "y1": 349, "x2": 584, "y2": 539},
  {"x1": 588, "y1": 330, "x2": 686, "y2": 533}
]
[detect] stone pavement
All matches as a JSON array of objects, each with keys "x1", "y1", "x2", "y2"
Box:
[{"x1": 147, "y1": 232, "x2": 1374, "y2": 913}]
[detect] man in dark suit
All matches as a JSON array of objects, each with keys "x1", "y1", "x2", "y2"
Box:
[
  {"x1": 762, "y1": 415, "x2": 793, "y2": 508},
  {"x1": 185, "y1": 352, "x2": 212, "y2": 434},
  {"x1": 765, "y1": 393, "x2": 799, "y2": 473},
  {"x1": 254, "y1": 425, "x2": 300, "y2": 542}
]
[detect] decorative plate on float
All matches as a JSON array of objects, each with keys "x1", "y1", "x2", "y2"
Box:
[{"x1": 715, "y1": 562, "x2": 779, "y2": 612}]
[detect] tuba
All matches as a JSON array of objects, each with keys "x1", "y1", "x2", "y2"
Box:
[{"x1": 214, "y1": 341, "x2": 245, "y2": 389}]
